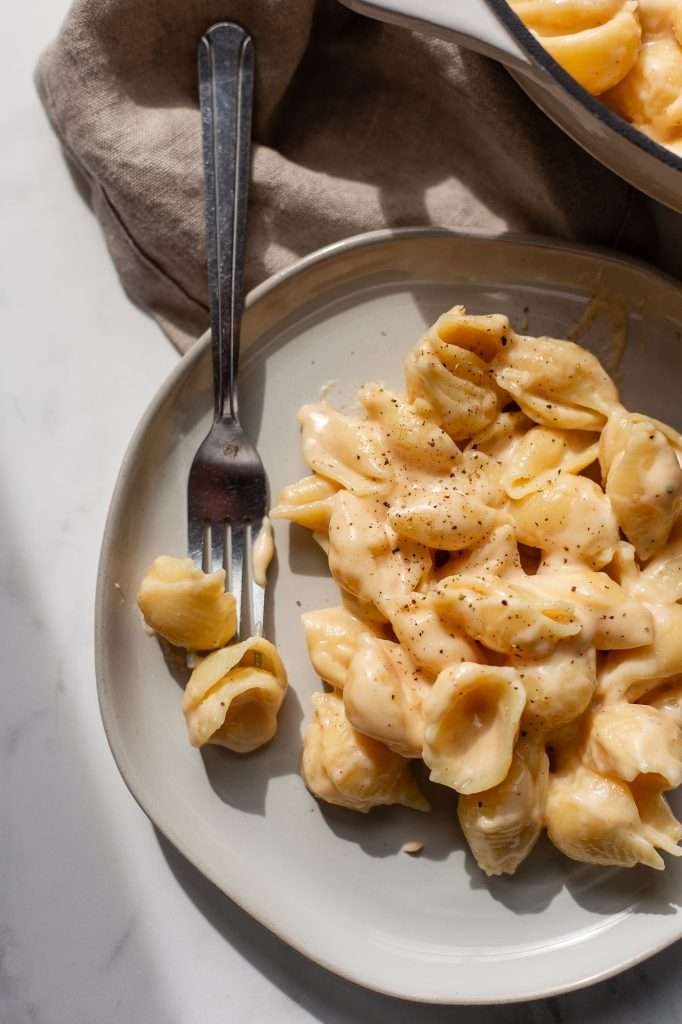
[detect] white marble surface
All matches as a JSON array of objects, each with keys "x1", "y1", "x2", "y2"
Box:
[{"x1": 3, "y1": 3, "x2": 682, "y2": 1022}]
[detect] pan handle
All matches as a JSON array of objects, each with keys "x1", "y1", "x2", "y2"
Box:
[{"x1": 338, "y1": 0, "x2": 533, "y2": 72}]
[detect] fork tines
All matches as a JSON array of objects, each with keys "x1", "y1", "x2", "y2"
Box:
[{"x1": 189, "y1": 517, "x2": 264, "y2": 640}]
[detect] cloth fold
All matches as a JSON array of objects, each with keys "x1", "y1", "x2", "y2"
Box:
[{"x1": 37, "y1": 0, "x2": 654, "y2": 353}]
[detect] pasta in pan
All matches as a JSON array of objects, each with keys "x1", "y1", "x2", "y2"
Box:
[
  {"x1": 183, "y1": 637, "x2": 288, "y2": 752},
  {"x1": 509, "y1": 0, "x2": 682, "y2": 155},
  {"x1": 275, "y1": 303, "x2": 682, "y2": 875}
]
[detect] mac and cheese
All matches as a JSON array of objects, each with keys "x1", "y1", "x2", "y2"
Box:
[
  {"x1": 273, "y1": 304, "x2": 682, "y2": 875},
  {"x1": 510, "y1": 0, "x2": 682, "y2": 155}
]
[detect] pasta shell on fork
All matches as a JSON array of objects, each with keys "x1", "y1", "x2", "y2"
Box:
[{"x1": 137, "y1": 555, "x2": 236, "y2": 650}]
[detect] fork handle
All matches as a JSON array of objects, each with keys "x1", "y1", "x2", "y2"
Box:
[{"x1": 198, "y1": 23, "x2": 254, "y2": 423}]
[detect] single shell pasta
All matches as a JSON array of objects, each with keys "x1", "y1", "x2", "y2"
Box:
[
  {"x1": 137, "y1": 556, "x2": 236, "y2": 650},
  {"x1": 182, "y1": 638, "x2": 288, "y2": 752},
  {"x1": 458, "y1": 736, "x2": 549, "y2": 876},
  {"x1": 422, "y1": 663, "x2": 526, "y2": 794},
  {"x1": 404, "y1": 307, "x2": 507, "y2": 440},
  {"x1": 434, "y1": 575, "x2": 580, "y2": 658},
  {"x1": 492, "y1": 331, "x2": 619, "y2": 429},
  {"x1": 501, "y1": 426, "x2": 599, "y2": 499},
  {"x1": 546, "y1": 765, "x2": 666, "y2": 870},
  {"x1": 600, "y1": 408, "x2": 682, "y2": 560},
  {"x1": 586, "y1": 703, "x2": 682, "y2": 788},
  {"x1": 630, "y1": 776, "x2": 682, "y2": 858},
  {"x1": 598, "y1": 602, "x2": 682, "y2": 703},
  {"x1": 270, "y1": 473, "x2": 340, "y2": 532},
  {"x1": 298, "y1": 403, "x2": 391, "y2": 495},
  {"x1": 387, "y1": 592, "x2": 484, "y2": 677},
  {"x1": 344, "y1": 635, "x2": 430, "y2": 757},
  {"x1": 511, "y1": 474, "x2": 619, "y2": 570},
  {"x1": 302, "y1": 606, "x2": 385, "y2": 690},
  {"x1": 301, "y1": 691, "x2": 429, "y2": 813},
  {"x1": 513, "y1": 643, "x2": 597, "y2": 731},
  {"x1": 512, "y1": 0, "x2": 682, "y2": 154}
]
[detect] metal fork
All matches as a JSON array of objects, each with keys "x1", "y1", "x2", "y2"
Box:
[{"x1": 188, "y1": 22, "x2": 267, "y2": 639}]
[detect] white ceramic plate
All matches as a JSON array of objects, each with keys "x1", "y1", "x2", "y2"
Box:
[{"x1": 96, "y1": 228, "x2": 682, "y2": 1005}]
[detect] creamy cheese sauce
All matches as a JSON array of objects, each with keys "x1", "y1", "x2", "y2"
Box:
[
  {"x1": 512, "y1": 0, "x2": 682, "y2": 153},
  {"x1": 271, "y1": 303, "x2": 682, "y2": 874},
  {"x1": 252, "y1": 517, "x2": 274, "y2": 588}
]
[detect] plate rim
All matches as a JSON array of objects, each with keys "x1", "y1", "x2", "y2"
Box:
[{"x1": 95, "y1": 226, "x2": 682, "y2": 1005}]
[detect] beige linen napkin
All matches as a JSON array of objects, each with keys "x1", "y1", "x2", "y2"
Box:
[{"x1": 36, "y1": 0, "x2": 654, "y2": 353}]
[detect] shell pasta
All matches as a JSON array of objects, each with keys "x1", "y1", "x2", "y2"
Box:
[
  {"x1": 509, "y1": 0, "x2": 682, "y2": 155},
  {"x1": 137, "y1": 558, "x2": 288, "y2": 753},
  {"x1": 273, "y1": 304, "x2": 682, "y2": 876}
]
